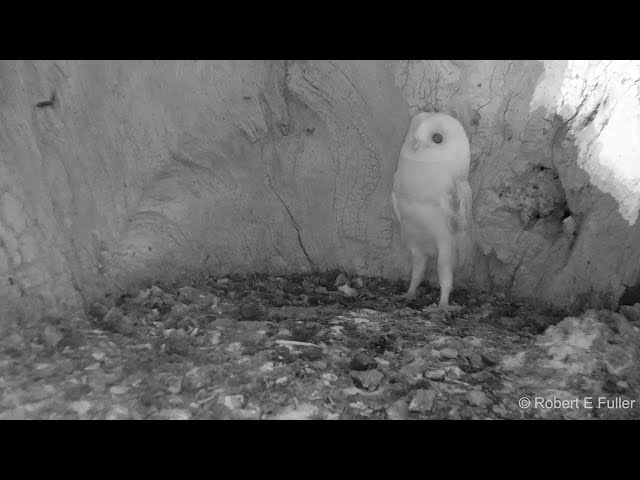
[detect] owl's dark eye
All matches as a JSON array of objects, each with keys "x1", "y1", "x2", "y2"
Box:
[{"x1": 432, "y1": 133, "x2": 443, "y2": 144}]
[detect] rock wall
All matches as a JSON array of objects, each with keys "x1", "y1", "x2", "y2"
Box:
[{"x1": 1, "y1": 60, "x2": 639, "y2": 322}]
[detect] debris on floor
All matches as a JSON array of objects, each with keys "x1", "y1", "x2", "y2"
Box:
[{"x1": 1, "y1": 270, "x2": 639, "y2": 419}]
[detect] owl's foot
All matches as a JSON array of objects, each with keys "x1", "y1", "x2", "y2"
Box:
[
  {"x1": 402, "y1": 291, "x2": 417, "y2": 301},
  {"x1": 420, "y1": 302, "x2": 462, "y2": 319},
  {"x1": 437, "y1": 301, "x2": 462, "y2": 312},
  {"x1": 437, "y1": 302, "x2": 463, "y2": 320}
]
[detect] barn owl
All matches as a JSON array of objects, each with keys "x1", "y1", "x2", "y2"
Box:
[{"x1": 391, "y1": 112, "x2": 473, "y2": 311}]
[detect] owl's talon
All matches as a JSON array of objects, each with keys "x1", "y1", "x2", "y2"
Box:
[{"x1": 437, "y1": 303, "x2": 463, "y2": 320}]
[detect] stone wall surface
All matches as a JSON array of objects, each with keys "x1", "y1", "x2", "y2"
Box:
[{"x1": 1, "y1": 60, "x2": 638, "y2": 322}]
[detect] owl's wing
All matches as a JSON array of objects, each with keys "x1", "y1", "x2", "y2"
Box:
[
  {"x1": 442, "y1": 177, "x2": 474, "y2": 267},
  {"x1": 391, "y1": 191, "x2": 401, "y2": 222}
]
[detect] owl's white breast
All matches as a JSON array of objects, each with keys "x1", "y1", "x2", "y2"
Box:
[{"x1": 393, "y1": 159, "x2": 455, "y2": 204}]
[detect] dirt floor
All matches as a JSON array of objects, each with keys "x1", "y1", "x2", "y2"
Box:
[{"x1": 1, "y1": 270, "x2": 639, "y2": 420}]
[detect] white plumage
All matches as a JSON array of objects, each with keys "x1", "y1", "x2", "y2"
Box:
[{"x1": 391, "y1": 112, "x2": 473, "y2": 310}]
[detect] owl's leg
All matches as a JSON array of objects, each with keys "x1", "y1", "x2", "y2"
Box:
[
  {"x1": 404, "y1": 246, "x2": 427, "y2": 300},
  {"x1": 436, "y1": 239, "x2": 453, "y2": 310}
]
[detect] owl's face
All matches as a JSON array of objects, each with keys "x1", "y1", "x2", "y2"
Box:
[{"x1": 402, "y1": 112, "x2": 470, "y2": 166}]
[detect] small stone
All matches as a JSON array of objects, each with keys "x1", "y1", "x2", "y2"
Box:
[
  {"x1": 315, "y1": 286, "x2": 328, "y2": 294},
  {"x1": 87, "y1": 373, "x2": 108, "y2": 394},
  {"x1": 106, "y1": 405, "x2": 130, "y2": 420},
  {"x1": 350, "y1": 370, "x2": 384, "y2": 391},
  {"x1": 481, "y1": 352, "x2": 500, "y2": 366},
  {"x1": 444, "y1": 365, "x2": 464, "y2": 378},
  {"x1": 239, "y1": 301, "x2": 266, "y2": 321},
  {"x1": 30, "y1": 383, "x2": 56, "y2": 401},
  {"x1": 620, "y1": 304, "x2": 640, "y2": 324},
  {"x1": 321, "y1": 373, "x2": 338, "y2": 383},
  {"x1": 41, "y1": 325, "x2": 63, "y2": 349},
  {"x1": 409, "y1": 389, "x2": 437, "y2": 413},
  {"x1": 467, "y1": 390, "x2": 490, "y2": 407},
  {"x1": 438, "y1": 347, "x2": 459, "y2": 359},
  {"x1": 603, "y1": 345, "x2": 633, "y2": 375},
  {"x1": 140, "y1": 391, "x2": 160, "y2": 408},
  {"x1": 448, "y1": 407, "x2": 462, "y2": 420},
  {"x1": 5, "y1": 332, "x2": 25, "y2": 350},
  {"x1": 64, "y1": 383, "x2": 91, "y2": 401},
  {"x1": 137, "y1": 288, "x2": 151, "y2": 300},
  {"x1": 59, "y1": 330, "x2": 85, "y2": 350},
  {"x1": 101, "y1": 307, "x2": 135, "y2": 335},
  {"x1": 329, "y1": 326, "x2": 344, "y2": 337},
  {"x1": 157, "y1": 408, "x2": 191, "y2": 420},
  {"x1": 177, "y1": 316, "x2": 193, "y2": 330},
  {"x1": 161, "y1": 293, "x2": 176, "y2": 306},
  {"x1": 616, "y1": 380, "x2": 629, "y2": 391},
  {"x1": 259, "y1": 362, "x2": 275, "y2": 372},
  {"x1": 70, "y1": 400, "x2": 92, "y2": 416},
  {"x1": 211, "y1": 317, "x2": 238, "y2": 329},
  {"x1": 501, "y1": 351, "x2": 527, "y2": 370},
  {"x1": 335, "y1": 273, "x2": 349, "y2": 287},
  {"x1": 466, "y1": 352, "x2": 484, "y2": 371},
  {"x1": 178, "y1": 286, "x2": 200, "y2": 303},
  {"x1": 32, "y1": 363, "x2": 57, "y2": 379},
  {"x1": 150, "y1": 285, "x2": 164, "y2": 296},
  {"x1": 88, "y1": 302, "x2": 110, "y2": 319},
  {"x1": 182, "y1": 367, "x2": 209, "y2": 392},
  {"x1": 223, "y1": 395, "x2": 245, "y2": 410},
  {"x1": 424, "y1": 368, "x2": 446, "y2": 381},
  {"x1": 603, "y1": 377, "x2": 628, "y2": 394},
  {"x1": 156, "y1": 373, "x2": 183, "y2": 394},
  {"x1": 0, "y1": 407, "x2": 27, "y2": 420},
  {"x1": 299, "y1": 347, "x2": 323, "y2": 361},
  {"x1": 102, "y1": 306, "x2": 123, "y2": 325},
  {"x1": 492, "y1": 404, "x2": 509, "y2": 417},
  {"x1": 274, "y1": 328, "x2": 292, "y2": 339},
  {"x1": 376, "y1": 358, "x2": 390, "y2": 367},
  {"x1": 209, "y1": 331, "x2": 221, "y2": 345},
  {"x1": 109, "y1": 385, "x2": 129, "y2": 395},
  {"x1": 386, "y1": 400, "x2": 409, "y2": 420},
  {"x1": 225, "y1": 342, "x2": 242, "y2": 354},
  {"x1": 198, "y1": 294, "x2": 219, "y2": 307},
  {"x1": 289, "y1": 323, "x2": 318, "y2": 343},
  {"x1": 338, "y1": 285, "x2": 357, "y2": 297},
  {"x1": 216, "y1": 278, "x2": 230, "y2": 285},
  {"x1": 91, "y1": 351, "x2": 106, "y2": 362},
  {"x1": 349, "y1": 352, "x2": 377, "y2": 371},
  {"x1": 463, "y1": 336, "x2": 483, "y2": 347},
  {"x1": 274, "y1": 403, "x2": 319, "y2": 420},
  {"x1": 169, "y1": 303, "x2": 190, "y2": 321},
  {"x1": 165, "y1": 335, "x2": 190, "y2": 356},
  {"x1": 283, "y1": 281, "x2": 305, "y2": 295},
  {"x1": 275, "y1": 376, "x2": 288, "y2": 385},
  {"x1": 562, "y1": 215, "x2": 576, "y2": 236},
  {"x1": 233, "y1": 408, "x2": 261, "y2": 420},
  {"x1": 116, "y1": 315, "x2": 135, "y2": 336},
  {"x1": 400, "y1": 358, "x2": 428, "y2": 380}
]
